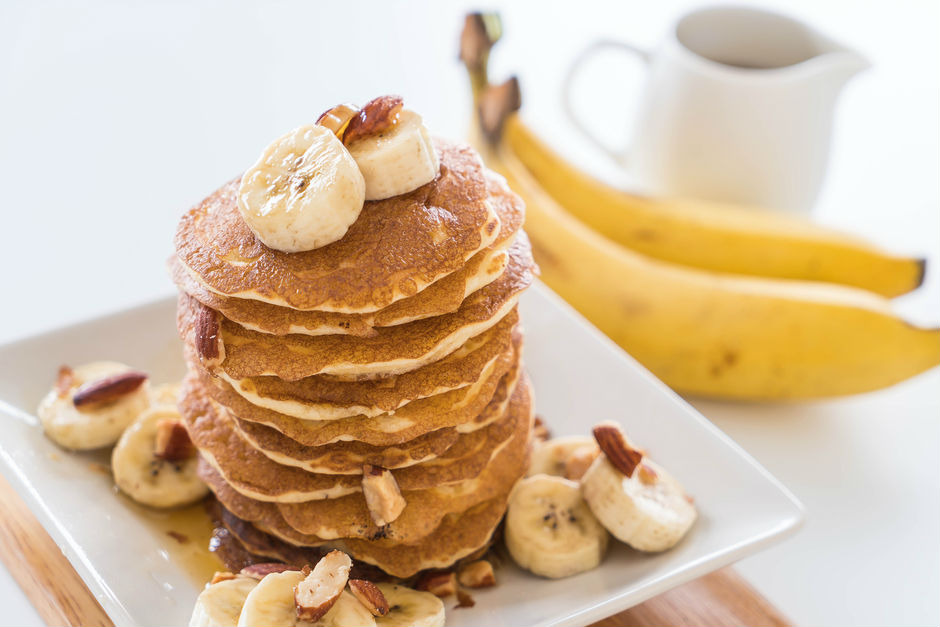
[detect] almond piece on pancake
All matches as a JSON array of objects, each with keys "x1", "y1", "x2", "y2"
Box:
[
  {"x1": 342, "y1": 95, "x2": 403, "y2": 145},
  {"x1": 361, "y1": 465, "x2": 406, "y2": 527},
  {"x1": 348, "y1": 579, "x2": 390, "y2": 617},
  {"x1": 293, "y1": 550, "x2": 352, "y2": 622}
]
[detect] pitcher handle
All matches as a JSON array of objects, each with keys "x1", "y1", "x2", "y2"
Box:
[{"x1": 563, "y1": 39, "x2": 651, "y2": 163}]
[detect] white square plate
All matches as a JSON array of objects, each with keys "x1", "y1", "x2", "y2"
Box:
[{"x1": 0, "y1": 284, "x2": 803, "y2": 627}]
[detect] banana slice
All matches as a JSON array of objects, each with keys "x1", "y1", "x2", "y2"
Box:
[
  {"x1": 527, "y1": 436, "x2": 599, "y2": 479},
  {"x1": 581, "y1": 455, "x2": 697, "y2": 552},
  {"x1": 237, "y1": 570, "x2": 376, "y2": 627},
  {"x1": 346, "y1": 110, "x2": 439, "y2": 201},
  {"x1": 190, "y1": 576, "x2": 259, "y2": 627},
  {"x1": 504, "y1": 475, "x2": 609, "y2": 579},
  {"x1": 112, "y1": 406, "x2": 208, "y2": 508},
  {"x1": 37, "y1": 361, "x2": 150, "y2": 451},
  {"x1": 238, "y1": 124, "x2": 366, "y2": 253},
  {"x1": 374, "y1": 584, "x2": 445, "y2": 627}
]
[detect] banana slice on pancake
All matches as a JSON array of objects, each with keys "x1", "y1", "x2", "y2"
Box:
[
  {"x1": 237, "y1": 124, "x2": 365, "y2": 253},
  {"x1": 373, "y1": 584, "x2": 445, "y2": 627},
  {"x1": 581, "y1": 422, "x2": 697, "y2": 552},
  {"x1": 37, "y1": 361, "x2": 150, "y2": 451},
  {"x1": 504, "y1": 475, "x2": 609, "y2": 579},
  {"x1": 236, "y1": 570, "x2": 376, "y2": 627},
  {"x1": 112, "y1": 405, "x2": 208, "y2": 508},
  {"x1": 190, "y1": 575, "x2": 259, "y2": 627},
  {"x1": 344, "y1": 96, "x2": 440, "y2": 201}
]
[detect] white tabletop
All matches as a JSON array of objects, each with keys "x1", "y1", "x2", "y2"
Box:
[{"x1": 0, "y1": 1, "x2": 936, "y2": 625}]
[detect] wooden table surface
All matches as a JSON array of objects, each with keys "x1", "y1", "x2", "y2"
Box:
[{"x1": 0, "y1": 474, "x2": 788, "y2": 627}]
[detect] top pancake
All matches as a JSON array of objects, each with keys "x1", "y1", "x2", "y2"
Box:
[
  {"x1": 170, "y1": 171, "x2": 525, "y2": 337},
  {"x1": 175, "y1": 140, "x2": 501, "y2": 313}
]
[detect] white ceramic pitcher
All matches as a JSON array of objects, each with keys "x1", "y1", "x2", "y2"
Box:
[{"x1": 564, "y1": 6, "x2": 869, "y2": 213}]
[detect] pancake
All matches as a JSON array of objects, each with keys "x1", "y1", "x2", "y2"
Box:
[
  {"x1": 220, "y1": 497, "x2": 505, "y2": 580},
  {"x1": 177, "y1": 234, "x2": 535, "y2": 380},
  {"x1": 207, "y1": 500, "x2": 392, "y2": 582},
  {"x1": 170, "y1": 247, "x2": 507, "y2": 338},
  {"x1": 206, "y1": 312, "x2": 518, "y2": 421},
  {"x1": 171, "y1": 171, "x2": 526, "y2": 337},
  {"x1": 230, "y1": 360, "x2": 522, "y2": 472},
  {"x1": 332, "y1": 497, "x2": 507, "y2": 578},
  {"x1": 175, "y1": 141, "x2": 500, "y2": 313},
  {"x1": 181, "y1": 371, "x2": 459, "y2": 477},
  {"x1": 222, "y1": 349, "x2": 523, "y2": 449},
  {"x1": 197, "y1": 377, "x2": 532, "y2": 544},
  {"x1": 187, "y1": 370, "x2": 525, "y2": 503}
]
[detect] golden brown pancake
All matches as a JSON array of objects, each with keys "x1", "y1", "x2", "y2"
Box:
[
  {"x1": 175, "y1": 141, "x2": 500, "y2": 313},
  {"x1": 181, "y1": 372, "x2": 459, "y2": 477},
  {"x1": 221, "y1": 349, "x2": 522, "y2": 449},
  {"x1": 332, "y1": 497, "x2": 508, "y2": 578},
  {"x1": 169, "y1": 172, "x2": 524, "y2": 338},
  {"x1": 193, "y1": 379, "x2": 519, "y2": 501},
  {"x1": 202, "y1": 313, "x2": 519, "y2": 421},
  {"x1": 176, "y1": 234, "x2": 534, "y2": 380},
  {"x1": 221, "y1": 497, "x2": 506, "y2": 579},
  {"x1": 169, "y1": 247, "x2": 507, "y2": 338},
  {"x1": 229, "y1": 360, "x2": 523, "y2": 473},
  {"x1": 196, "y1": 377, "x2": 532, "y2": 544}
]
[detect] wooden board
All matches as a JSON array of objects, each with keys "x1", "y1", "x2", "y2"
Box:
[{"x1": 0, "y1": 473, "x2": 788, "y2": 627}]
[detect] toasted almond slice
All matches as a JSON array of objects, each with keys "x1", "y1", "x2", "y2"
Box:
[
  {"x1": 239, "y1": 563, "x2": 298, "y2": 580},
  {"x1": 415, "y1": 570, "x2": 457, "y2": 598},
  {"x1": 361, "y1": 465, "x2": 406, "y2": 526},
  {"x1": 342, "y1": 95, "x2": 403, "y2": 145},
  {"x1": 154, "y1": 418, "x2": 195, "y2": 461},
  {"x1": 348, "y1": 579, "x2": 389, "y2": 617},
  {"x1": 294, "y1": 550, "x2": 352, "y2": 622},
  {"x1": 592, "y1": 421, "x2": 643, "y2": 478},
  {"x1": 72, "y1": 371, "x2": 148, "y2": 408},
  {"x1": 457, "y1": 560, "x2": 496, "y2": 589},
  {"x1": 55, "y1": 365, "x2": 74, "y2": 398}
]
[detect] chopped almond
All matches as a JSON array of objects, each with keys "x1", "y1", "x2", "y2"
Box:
[
  {"x1": 210, "y1": 571, "x2": 237, "y2": 584},
  {"x1": 415, "y1": 570, "x2": 457, "y2": 598},
  {"x1": 361, "y1": 465, "x2": 406, "y2": 526},
  {"x1": 455, "y1": 588, "x2": 476, "y2": 609},
  {"x1": 348, "y1": 579, "x2": 389, "y2": 617},
  {"x1": 55, "y1": 366, "x2": 74, "y2": 398},
  {"x1": 592, "y1": 421, "x2": 643, "y2": 478},
  {"x1": 637, "y1": 463, "x2": 659, "y2": 485},
  {"x1": 154, "y1": 418, "x2": 195, "y2": 461},
  {"x1": 533, "y1": 415, "x2": 551, "y2": 442},
  {"x1": 294, "y1": 550, "x2": 352, "y2": 622},
  {"x1": 342, "y1": 96, "x2": 404, "y2": 145},
  {"x1": 457, "y1": 560, "x2": 496, "y2": 589},
  {"x1": 72, "y1": 371, "x2": 147, "y2": 408}
]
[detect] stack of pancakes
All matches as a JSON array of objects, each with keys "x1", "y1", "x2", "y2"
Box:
[{"x1": 171, "y1": 140, "x2": 536, "y2": 578}]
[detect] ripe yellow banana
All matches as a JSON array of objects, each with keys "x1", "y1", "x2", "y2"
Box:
[
  {"x1": 481, "y1": 142, "x2": 940, "y2": 400},
  {"x1": 503, "y1": 115, "x2": 925, "y2": 298}
]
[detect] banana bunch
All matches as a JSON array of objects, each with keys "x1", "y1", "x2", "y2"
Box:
[{"x1": 459, "y1": 13, "x2": 940, "y2": 401}]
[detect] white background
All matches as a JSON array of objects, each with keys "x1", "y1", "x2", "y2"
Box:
[{"x1": 0, "y1": 1, "x2": 936, "y2": 625}]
